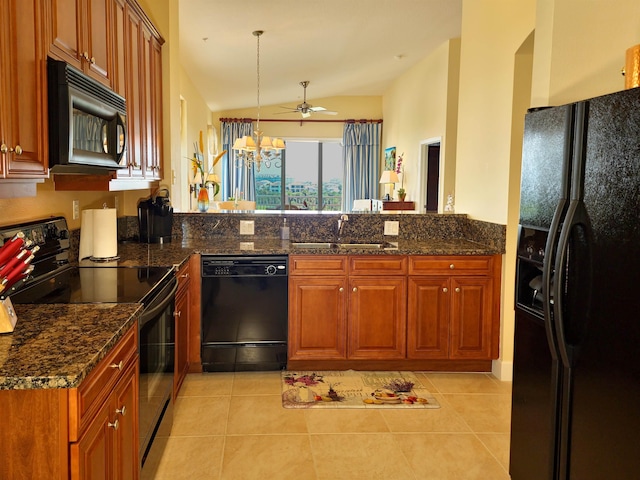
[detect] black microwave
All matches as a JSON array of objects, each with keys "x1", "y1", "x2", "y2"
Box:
[{"x1": 47, "y1": 58, "x2": 127, "y2": 173}]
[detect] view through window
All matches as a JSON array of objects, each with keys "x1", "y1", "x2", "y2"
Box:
[{"x1": 255, "y1": 140, "x2": 343, "y2": 211}]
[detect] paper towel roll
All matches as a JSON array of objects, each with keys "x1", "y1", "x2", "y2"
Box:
[
  {"x1": 92, "y1": 208, "x2": 118, "y2": 259},
  {"x1": 79, "y1": 208, "x2": 118, "y2": 260},
  {"x1": 79, "y1": 210, "x2": 94, "y2": 260}
]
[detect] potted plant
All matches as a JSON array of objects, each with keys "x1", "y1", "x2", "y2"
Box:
[{"x1": 395, "y1": 153, "x2": 406, "y2": 200}]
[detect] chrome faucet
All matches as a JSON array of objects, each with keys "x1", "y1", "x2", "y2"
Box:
[{"x1": 337, "y1": 214, "x2": 349, "y2": 241}]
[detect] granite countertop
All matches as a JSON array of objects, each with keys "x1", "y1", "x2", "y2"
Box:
[
  {"x1": 2, "y1": 235, "x2": 499, "y2": 391},
  {"x1": 109, "y1": 236, "x2": 500, "y2": 265},
  {"x1": 0, "y1": 303, "x2": 141, "y2": 390}
]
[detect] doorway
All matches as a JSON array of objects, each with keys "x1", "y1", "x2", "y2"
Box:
[{"x1": 417, "y1": 138, "x2": 442, "y2": 213}]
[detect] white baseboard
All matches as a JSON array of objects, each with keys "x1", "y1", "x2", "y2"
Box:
[{"x1": 491, "y1": 359, "x2": 513, "y2": 382}]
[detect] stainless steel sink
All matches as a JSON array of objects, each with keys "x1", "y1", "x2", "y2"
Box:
[
  {"x1": 291, "y1": 241, "x2": 398, "y2": 250},
  {"x1": 338, "y1": 243, "x2": 386, "y2": 249},
  {"x1": 291, "y1": 242, "x2": 337, "y2": 249}
]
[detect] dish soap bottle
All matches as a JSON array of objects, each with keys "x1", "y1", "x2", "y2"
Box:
[{"x1": 280, "y1": 218, "x2": 290, "y2": 240}]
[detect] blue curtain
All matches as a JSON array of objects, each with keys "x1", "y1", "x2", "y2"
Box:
[
  {"x1": 221, "y1": 121, "x2": 255, "y2": 200},
  {"x1": 342, "y1": 122, "x2": 381, "y2": 210}
]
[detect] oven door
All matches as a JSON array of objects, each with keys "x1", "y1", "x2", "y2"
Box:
[{"x1": 139, "y1": 276, "x2": 177, "y2": 471}]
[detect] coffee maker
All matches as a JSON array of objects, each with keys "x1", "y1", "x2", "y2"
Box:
[{"x1": 138, "y1": 188, "x2": 173, "y2": 243}]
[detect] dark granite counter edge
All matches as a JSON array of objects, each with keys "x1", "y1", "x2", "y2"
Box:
[{"x1": 0, "y1": 303, "x2": 142, "y2": 390}]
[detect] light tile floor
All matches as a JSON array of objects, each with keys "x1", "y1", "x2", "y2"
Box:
[{"x1": 146, "y1": 371, "x2": 512, "y2": 480}]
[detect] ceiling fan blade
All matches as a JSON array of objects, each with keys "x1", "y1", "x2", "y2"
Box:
[
  {"x1": 315, "y1": 110, "x2": 338, "y2": 115},
  {"x1": 309, "y1": 106, "x2": 326, "y2": 112}
]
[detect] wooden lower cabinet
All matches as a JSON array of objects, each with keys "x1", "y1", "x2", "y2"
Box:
[
  {"x1": 288, "y1": 255, "x2": 407, "y2": 362},
  {"x1": 288, "y1": 275, "x2": 348, "y2": 360},
  {"x1": 0, "y1": 324, "x2": 139, "y2": 480},
  {"x1": 407, "y1": 255, "x2": 501, "y2": 362},
  {"x1": 289, "y1": 254, "x2": 501, "y2": 371},
  {"x1": 348, "y1": 276, "x2": 406, "y2": 359},
  {"x1": 71, "y1": 360, "x2": 138, "y2": 480}
]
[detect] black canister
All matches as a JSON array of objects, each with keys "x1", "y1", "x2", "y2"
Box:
[{"x1": 138, "y1": 188, "x2": 173, "y2": 243}]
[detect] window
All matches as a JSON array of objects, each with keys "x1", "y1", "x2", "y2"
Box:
[{"x1": 255, "y1": 140, "x2": 343, "y2": 211}]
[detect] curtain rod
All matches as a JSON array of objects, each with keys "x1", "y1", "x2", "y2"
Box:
[{"x1": 219, "y1": 117, "x2": 383, "y2": 124}]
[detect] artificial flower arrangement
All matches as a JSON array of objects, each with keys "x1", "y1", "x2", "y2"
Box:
[
  {"x1": 191, "y1": 140, "x2": 226, "y2": 198},
  {"x1": 395, "y1": 152, "x2": 406, "y2": 199}
]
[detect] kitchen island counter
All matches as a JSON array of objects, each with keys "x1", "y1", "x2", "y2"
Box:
[{"x1": 0, "y1": 303, "x2": 141, "y2": 390}]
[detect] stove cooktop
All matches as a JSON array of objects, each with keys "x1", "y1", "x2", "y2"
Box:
[{"x1": 10, "y1": 266, "x2": 173, "y2": 305}]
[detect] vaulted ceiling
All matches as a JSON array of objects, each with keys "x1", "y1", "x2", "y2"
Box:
[{"x1": 179, "y1": 0, "x2": 462, "y2": 112}]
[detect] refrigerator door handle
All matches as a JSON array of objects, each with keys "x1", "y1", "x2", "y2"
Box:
[
  {"x1": 552, "y1": 199, "x2": 593, "y2": 368},
  {"x1": 542, "y1": 199, "x2": 567, "y2": 360}
]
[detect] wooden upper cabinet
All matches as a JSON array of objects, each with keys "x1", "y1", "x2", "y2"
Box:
[
  {"x1": 47, "y1": 0, "x2": 114, "y2": 88},
  {"x1": 0, "y1": 0, "x2": 48, "y2": 179}
]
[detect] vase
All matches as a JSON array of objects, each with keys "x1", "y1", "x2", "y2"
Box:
[
  {"x1": 398, "y1": 193, "x2": 406, "y2": 201},
  {"x1": 197, "y1": 187, "x2": 209, "y2": 212}
]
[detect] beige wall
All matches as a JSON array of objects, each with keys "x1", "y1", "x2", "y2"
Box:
[
  {"x1": 382, "y1": 39, "x2": 461, "y2": 208},
  {"x1": 531, "y1": 0, "x2": 640, "y2": 107}
]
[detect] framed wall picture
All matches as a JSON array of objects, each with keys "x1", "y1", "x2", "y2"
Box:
[{"x1": 384, "y1": 147, "x2": 396, "y2": 171}]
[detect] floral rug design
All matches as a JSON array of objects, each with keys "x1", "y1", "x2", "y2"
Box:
[{"x1": 281, "y1": 370, "x2": 440, "y2": 409}]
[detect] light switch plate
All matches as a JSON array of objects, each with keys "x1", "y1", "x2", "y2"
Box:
[
  {"x1": 240, "y1": 220, "x2": 255, "y2": 235},
  {"x1": 384, "y1": 220, "x2": 399, "y2": 236}
]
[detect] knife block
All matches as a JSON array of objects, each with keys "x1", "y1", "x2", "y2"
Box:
[{"x1": 0, "y1": 297, "x2": 18, "y2": 333}]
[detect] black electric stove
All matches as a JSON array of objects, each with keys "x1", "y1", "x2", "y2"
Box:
[{"x1": 0, "y1": 216, "x2": 173, "y2": 305}]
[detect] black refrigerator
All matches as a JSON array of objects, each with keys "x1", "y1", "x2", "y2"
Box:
[{"x1": 510, "y1": 86, "x2": 640, "y2": 480}]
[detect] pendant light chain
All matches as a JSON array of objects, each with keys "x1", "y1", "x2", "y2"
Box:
[{"x1": 254, "y1": 30, "x2": 262, "y2": 131}]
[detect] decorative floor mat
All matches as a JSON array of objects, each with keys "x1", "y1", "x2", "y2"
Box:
[{"x1": 281, "y1": 370, "x2": 440, "y2": 409}]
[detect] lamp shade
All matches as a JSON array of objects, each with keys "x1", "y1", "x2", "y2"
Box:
[
  {"x1": 206, "y1": 173, "x2": 220, "y2": 183},
  {"x1": 379, "y1": 170, "x2": 399, "y2": 184}
]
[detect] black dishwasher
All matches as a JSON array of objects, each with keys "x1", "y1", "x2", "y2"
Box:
[{"x1": 201, "y1": 255, "x2": 288, "y2": 371}]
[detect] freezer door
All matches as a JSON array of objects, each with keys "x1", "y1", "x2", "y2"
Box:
[
  {"x1": 557, "y1": 87, "x2": 640, "y2": 479},
  {"x1": 519, "y1": 105, "x2": 574, "y2": 229}
]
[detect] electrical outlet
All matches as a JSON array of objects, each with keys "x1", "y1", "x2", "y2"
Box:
[
  {"x1": 240, "y1": 220, "x2": 254, "y2": 235},
  {"x1": 384, "y1": 220, "x2": 399, "y2": 236},
  {"x1": 72, "y1": 200, "x2": 80, "y2": 220}
]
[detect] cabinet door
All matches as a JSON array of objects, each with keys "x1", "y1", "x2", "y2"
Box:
[
  {"x1": 449, "y1": 276, "x2": 494, "y2": 359},
  {"x1": 149, "y1": 36, "x2": 163, "y2": 180},
  {"x1": 113, "y1": 361, "x2": 138, "y2": 480},
  {"x1": 48, "y1": 0, "x2": 82, "y2": 68},
  {"x1": 0, "y1": 0, "x2": 48, "y2": 178},
  {"x1": 70, "y1": 400, "x2": 113, "y2": 480},
  {"x1": 288, "y1": 276, "x2": 347, "y2": 360},
  {"x1": 407, "y1": 276, "x2": 450, "y2": 359},
  {"x1": 347, "y1": 277, "x2": 406, "y2": 359},
  {"x1": 84, "y1": 0, "x2": 113, "y2": 86},
  {"x1": 174, "y1": 281, "x2": 190, "y2": 398},
  {"x1": 121, "y1": 6, "x2": 144, "y2": 177}
]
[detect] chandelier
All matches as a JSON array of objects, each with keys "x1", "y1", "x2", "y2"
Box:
[{"x1": 232, "y1": 30, "x2": 284, "y2": 172}]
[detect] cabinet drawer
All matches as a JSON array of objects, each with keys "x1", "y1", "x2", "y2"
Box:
[
  {"x1": 290, "y1": 255, "x2": 348, "y2": 275},
  {"x1": 68, "y1": 325, "x2": 138, "y2": 441},
  {"x1": 409, "y1": 255, "x2": 493, "y2": 275},
  {"x1": 349, "y1": 255, "x2": 407, "y2": 275}
]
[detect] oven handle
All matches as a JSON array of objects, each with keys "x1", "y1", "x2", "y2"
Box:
[{"x1": 139, "y1": 279, "x2": 178, "y2": 328}]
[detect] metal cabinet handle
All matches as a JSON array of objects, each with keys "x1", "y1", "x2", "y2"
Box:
[
  {"x1": 116, "y1": 405, "x2": 126, "y2": 416},
  {"x1": 108, "y1": 419, "x2": 119, "y2": 430},
  {"x1": 109, "y1": 360, "x2": 123, "y2": 370},
  {"x1": 339, "y1": 287, "x2": 344, "y2": 292},
  {"x1": 180, "y1": 273, "x2": 189, "y2": 279},
  {"x1": 443, "y1": 287, "x2": 448, "y2": 293},
  {"x1": 455, "y1": 287, "x2": 460, "y2": 293},
  {"x1": 449, "y1": 264, "x2": 455, "y2": 269},
  {"x1": 174, "y1": 310, "x2": 181, "y2": 317},
  {"x1": 352, "y1": 287, "x2": 358, "y2": 292},
  {"x1": 1, "y1": 144, "x2": 22, "y2": 155}
]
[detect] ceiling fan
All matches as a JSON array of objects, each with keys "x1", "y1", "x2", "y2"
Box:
[{"x1": 277, "y1": 81, "x2": 338, "y2": 118}]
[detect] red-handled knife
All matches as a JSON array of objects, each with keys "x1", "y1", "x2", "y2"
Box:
[
  {"x1": 1, "y1": 265, "x2": 34, "y2": 294},
  {"x1": 0, "y1": 232, "x2": 25, "y2": 266},
  {"x1": 0, "y1": 248, "x2": 30, "y2": 278}
]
